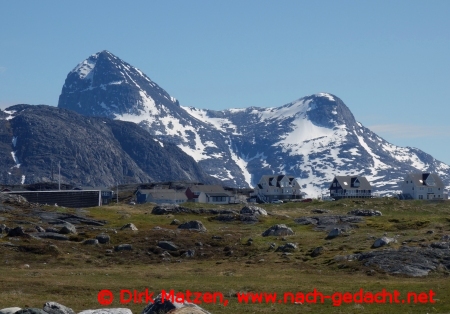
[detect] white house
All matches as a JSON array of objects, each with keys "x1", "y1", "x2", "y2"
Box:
[
  {"x1": 401, "y1": 173, "x2": 446, "y2": 200},
  {"x1": 328, "y1": 176, "x2": 372, "y2": 200},
  {"x1": 185, "y1": 185, "x2": 234, "y2": 204},
  {"x1": 252, "y1": 175, "x2": 302, "y2": 203},
  {"x1": 136, "y1": 189, "x2": 188, "y2": 204}
]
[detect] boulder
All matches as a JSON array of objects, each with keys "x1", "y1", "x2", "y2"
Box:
[
  {"x1": 59, "y1": 223, "x2": 77, "y2": 235},
  {"x1": 326, "y1": 228, "x2": 342, "y2": 239},
  {"x1": 35, "y1": 226, "x2": 46, "y2": 232},
  {"x1": 240, "y1": 205, "x2": 267, "y2": 216},
  {"x1": 7, "y1": 226, "x2": 25, "y2": 237},
  {"x1": 311, "y1": 246, "x2": 324, "y2": 257},
  {"x1": 178, "y1": 221, "x2": 207, "y2": 232},
  {"x1": 120, "y1": 223, "x2": 138, "y2": 231},
  {"x1": 83, "y1": 239, "x2": 99, "y2": 245},
  {"x1": 96, "y1": 234, "x2": 110, "y2": 244},
  {"x1": 114, "y1": 244, "x2": 132, "y2": 251},
  {"x1": 15, "y1": 309, "x2": 47, "y2": 314},
  {"x1": 262, "y1": 224, "x2": 294, "y2": 237},
  {"x1": 170, "y1": 219, "x2": 180, "y2": 225},
  {"x1": 276, "y1": 243, "x2": 297, "y2": 252},
  {"x1": 372, "y1": 236, "x2": 396, "y2": 248},
  {"x1": 0, "y1": 308, "x2": 21, "y2": 314},
  {"x1": 31, "y1": 232, "x2": 69, "y2": 241},
  {"x1": 348, "y1": 209, "x2": 382, "y2": 216},
  {"x1": 158, "y1": 241, "x2": 179, "y2": 251},
  {"x1": 43, "y1": 302, "x2": 76, "y2": 314},
  {"x1": 152, "y1": 204, "x2": 193, "y2": 215}
]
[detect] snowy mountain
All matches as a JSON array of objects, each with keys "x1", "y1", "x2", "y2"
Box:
[{"x1": 58, "y1": 51, "x2": 450, "y2": 195}]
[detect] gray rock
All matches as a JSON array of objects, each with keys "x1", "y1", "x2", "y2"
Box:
[
  {"x1": 326, "y1": 228, "x2": 342, "y2": 239},
  {"x1": 120, "y1": 223, "x2": 138, "y2": 231},
  {"x1": 348, "y1": 209, "x2": 382, "y2": 216},
  {"x1": 15, "y1": 309, "x2": 47, "y2": 314},
  {"x1": 276, "y1": 243, "x2": 297, "y2": 252},
  {"x1": 0, "y1": 307, "x2": 21, "y2": 314},
  {"x1": 96, "y1": 234, "x2": 110, "y2": 244},
  {"x1": 311, "y1": 246, "x2": 324, "y2": 257},
  {"x1": 170, "y1": 219, "x2": 180, "y2": 225},
  {"x1": 430, "y1": 242, "x2": 449, "y2": 249},
  {"x1": 152, "y1": 205, "x2": 194, "y2": 215},
  {"x1": 182, "y1": 250, "x2": 195, "y2": 258},
  {"x1": 178, "y1": 221, "x2": 207, "y2": 232},
  {"x1": 7, "y1": 226, "x2": 25, "y2": 237},
  {"x1": 158, "y1": 241, "x2": 179, "y2": 251},
  {"x1": 262, "y1": 224, "x2": 294, "y2": 237},
  {"x1": 114, "y1": 244, "x2": 132, "y2": 251},
  {"x1": 59, "y1": 223, "x2": 77, "y2": 235},
  {"x1": 30, "y1": 232, "x2": 69, "y2": 241},
  {"x1": 83, "y1": 239, "x2": 99, "y2": 245},
  {"x1": 35, "y1": 226, "x2": 46, "y2": 232},
  {"x1": 353, "y1": 246, "x2": 450, "y2": 277},
  {"x1": 0, "y1": 224, "x2": 7, "y2": 234},
  {"x1": 372, "y1": 236, "x2": 396, "y2": 248},
  {"x1": 240, "y1": 205, "x2": 267, "y2": 216},
  {"x1": 43, "y1": 301, "x2": 76, "y2": 314},
  {"x1": 78, "y1": 309, "x2": 132, "y2": 314},
  {"x1": 240, "y1": 214, "x2": 259, "y2": 224},
  {"x1": 294, "y1": 217, "x2": 318, "y2": 225}
]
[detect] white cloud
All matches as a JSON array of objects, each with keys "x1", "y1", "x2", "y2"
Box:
[{"x1": 369, "y1": 124, "x2": 450, "y2": 139}]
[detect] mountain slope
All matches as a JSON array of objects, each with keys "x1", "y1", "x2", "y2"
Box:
[
  {"x1": 57, "y1": 51, "x2": 450, "y2": 195},
  {"x1": 0, "y1": 105, "x2": 219, "y2": 187}
]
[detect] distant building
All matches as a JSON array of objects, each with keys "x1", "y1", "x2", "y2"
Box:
[
  {"x1": 136, "y1": 189, "x2": 188, "y2": 204},
  {"x1": 329, "y1": 176, "x2": 372, "y2": 200},
  {"x1": 185, "y1": 185, "x2": 234, "y2": 204},
  {"x1": 252, "y1": 175, "x2": 302, "y2": 203},
  {"x1": 401, "y1": 173, "x2": 446, "y2": 200},
  {"x1": 5, "y1": 189, "x2": 112, "y2": 207}
]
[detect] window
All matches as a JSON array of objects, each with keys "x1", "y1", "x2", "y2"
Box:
[{"x1": 419, "y1": 195, "x2": 423, "y2": 199}]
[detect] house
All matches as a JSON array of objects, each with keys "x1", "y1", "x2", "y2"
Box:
[
  {"x1": 252, "y1": 175, "x2": 302, "y2": 203},
  {"x1": 401, "y1": 173, "x2": 446, "y2": 200},
  {"x1": 185, "y1": 185, "x2": 234, "y2": 204},
  {"x1": 329, "y1": 176, "x2": 372, "y2": 200},
  {"x1": 136, "y1": 189, "x2": 188, "y2": 204}
]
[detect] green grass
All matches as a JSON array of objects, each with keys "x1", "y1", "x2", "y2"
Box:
[{"x1": 1, "y1": 198, "x2": 450, "y2": 313}]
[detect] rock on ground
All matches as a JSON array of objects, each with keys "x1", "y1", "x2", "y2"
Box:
[
  {"x1": 43, "y1": 302, "x2": 76, "y2": 314},
  {"x1": 240, "y1": 205, "x2": 267, "y2": 216},
  {"x1": 262, "y1": 224, "x2": 294, "y2": 237},
  {"x1": 0, "y1": 308, "x2": 21, "y2": 314},
  {"x1": 177, "y1": 221, "x2": 207, "y2": 232},
  {"x1": 372, "y1": 236, "x2": 396, "y2": 248},
  {"x1": 120, "y1": 223, "x2": 138, "y2": 231},
  {"x1": 348, "y1": 209, "x2": 382, "y2": 216}
]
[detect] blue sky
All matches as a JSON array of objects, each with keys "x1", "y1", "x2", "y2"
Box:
[{"x1": 1, "y1": 1, "x2": 450, "y2": 164}]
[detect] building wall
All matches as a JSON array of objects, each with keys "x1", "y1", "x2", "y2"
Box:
[{"x1": 8, "y1": 191, "x2": 101, "y2": 208}]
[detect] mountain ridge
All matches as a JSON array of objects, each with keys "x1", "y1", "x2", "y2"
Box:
[{"x1": 55, "y1": 51, "x2": 450, "y2": 195}]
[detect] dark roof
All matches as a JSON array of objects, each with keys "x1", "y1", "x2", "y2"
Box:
[
  {"x1": 407, "y1": 173, "x2": 445, "y2": 188},
  {"x1": 330, "y1": 176, "x2": 372, "y2": 190},
  {"x1": 189, "y1": 185, "x2": 227, "y2": 193}
]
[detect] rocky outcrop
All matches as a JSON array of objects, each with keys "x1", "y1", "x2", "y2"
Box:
[
  {"x1": 178, "y1": 221, "x2": 207, "y2": 232},
  {"x1": 262, "y1": 224, "x2": 294, "y2": 237}
]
